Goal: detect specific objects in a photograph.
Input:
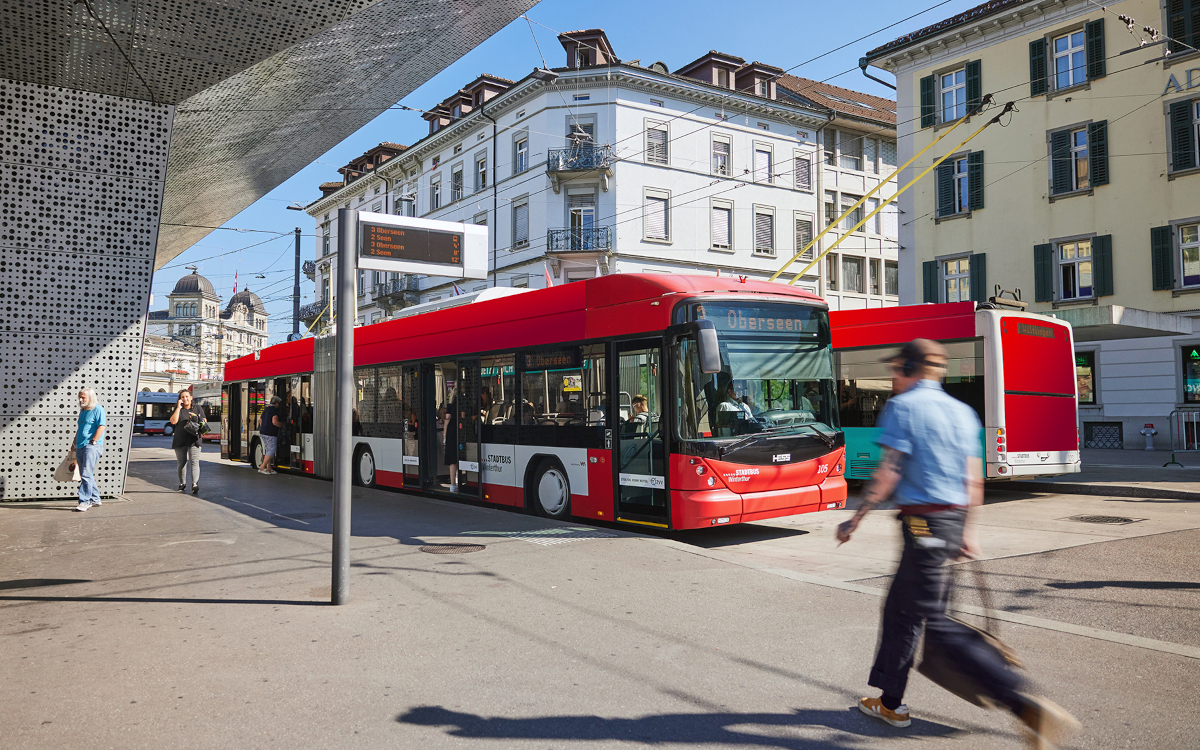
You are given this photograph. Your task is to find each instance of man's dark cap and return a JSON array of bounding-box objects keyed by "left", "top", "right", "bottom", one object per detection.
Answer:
[{"left": 882, "top": 338, "right": 949, "bottom": 366}]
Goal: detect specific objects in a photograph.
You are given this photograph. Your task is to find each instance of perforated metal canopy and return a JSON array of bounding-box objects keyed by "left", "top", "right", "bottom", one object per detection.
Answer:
[{"left": 2, "top": 0, "right": 538, "bottom": 265}]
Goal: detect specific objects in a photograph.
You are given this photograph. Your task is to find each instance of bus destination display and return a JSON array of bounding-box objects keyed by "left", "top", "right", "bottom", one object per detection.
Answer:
[{"left": 361, "top": 222, "right": 462, "bottom": 267}]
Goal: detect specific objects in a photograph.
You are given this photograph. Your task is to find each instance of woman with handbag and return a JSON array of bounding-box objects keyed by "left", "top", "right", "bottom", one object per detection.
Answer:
[
  {"left": 72, "top": 388, "right": 106, "bottom": 511},
  {"left": 170, "top": 389, "right": 207, "bottom": 494}
]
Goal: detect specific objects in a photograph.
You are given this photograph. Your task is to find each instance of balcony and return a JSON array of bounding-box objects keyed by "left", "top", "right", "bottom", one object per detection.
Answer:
[
  {"left": 302, "top": 259, "right": 316, "bottom": 281},
  {"left": 372, "top": 277, "right": 419, "bottom": 314},
  {"left": 546, "top": 145, "right": 614, "bottom": 193},
  {"left": 547, "top": 227, "right": 612, "bottom": 253},
  {"left": 298, "top": 301, "right": 329, "bottom": 327}
]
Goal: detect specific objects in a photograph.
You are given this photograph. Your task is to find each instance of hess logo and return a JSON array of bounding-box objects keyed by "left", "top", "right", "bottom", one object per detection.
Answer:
[{"left": 772, "top": 453, "right": 791, "bottom": 463}]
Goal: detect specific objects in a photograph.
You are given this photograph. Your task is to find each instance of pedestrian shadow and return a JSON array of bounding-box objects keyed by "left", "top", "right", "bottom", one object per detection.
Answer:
[
  {"left": 0, "top": 594, "right": 324, "bottom": 606},
  {"left": 1046, "top": 580, "right": 1200, "bottom": 590},
  {"left": 397, "top": 705, "right": 967, "bottom": 746}
]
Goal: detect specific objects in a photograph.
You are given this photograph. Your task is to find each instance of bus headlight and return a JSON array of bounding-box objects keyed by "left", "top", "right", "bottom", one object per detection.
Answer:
[
  {"left": 695, "top": 465, "right": 707, "bottom": 476},
  {"left": 707, "top": 476, "right": 716, "bottom": 487}
]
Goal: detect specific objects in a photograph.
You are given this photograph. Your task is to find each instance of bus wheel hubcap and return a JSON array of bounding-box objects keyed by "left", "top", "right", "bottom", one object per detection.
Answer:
[
  {"left": 539, "top": 469, "right": 567, "bottom": 514},
  {"left": 360, "top": 453, "right": 374, "bottom": 484}
]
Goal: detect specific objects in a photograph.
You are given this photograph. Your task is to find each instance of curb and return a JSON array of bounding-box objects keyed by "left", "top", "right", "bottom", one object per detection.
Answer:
[{"left": 1008, "top": 481, "right": 1200, "bottom": 502}]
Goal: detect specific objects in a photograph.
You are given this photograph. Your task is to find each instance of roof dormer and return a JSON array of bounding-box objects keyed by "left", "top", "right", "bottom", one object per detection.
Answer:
[
  {"left": 735, "top": 61, "right": 783, "bottom": 100},
  {"left": 423, "top": 104, "right": 451, "bottom": 134},
  {"left": 557, "top": 29, "right": 617, "bottom": 69},
  {"left": 675, "top": 51, "right": 744, "bottom": 90},
  {"left": 462, "top": 74, "right": 514, "bottom": 108}
]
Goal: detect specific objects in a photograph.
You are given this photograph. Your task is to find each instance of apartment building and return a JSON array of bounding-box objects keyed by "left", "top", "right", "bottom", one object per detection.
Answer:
[
  {"left": 303, "top": 29, "right": 899, "bottom": 330},
  {"left": 864, "top": 0, "right": 1200, "bottom": 448}
]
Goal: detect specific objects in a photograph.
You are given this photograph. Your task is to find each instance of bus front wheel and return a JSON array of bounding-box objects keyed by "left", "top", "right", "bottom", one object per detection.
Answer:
[
  {"left": 353, "top": 446, "right": 376, "bottom": 488},
  {"left": 163, "top": 424, "right": 174, "bottom": 436},
  {"left": 532, "top": 459, "right": 570, "bottom": 520},
  {"left": 251, "top": 438, "right": 264, "bottom": 468}
]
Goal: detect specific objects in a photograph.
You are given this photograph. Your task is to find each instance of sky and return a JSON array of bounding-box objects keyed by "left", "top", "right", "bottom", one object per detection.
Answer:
[{"left": 154, "top": 0, "right": 987, "bottom": 345}]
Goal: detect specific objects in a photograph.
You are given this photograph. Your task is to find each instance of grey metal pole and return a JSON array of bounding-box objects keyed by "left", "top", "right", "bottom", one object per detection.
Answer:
[
  {"left": 292, "top": 227, "right": 302, "bottom": 339},
  {"left": 332, "top": 208, "right": 357, "bottom": 605}
]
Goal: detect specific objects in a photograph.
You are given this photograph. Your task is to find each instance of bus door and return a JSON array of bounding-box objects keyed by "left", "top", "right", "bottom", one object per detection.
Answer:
[
  {"left": 614, "top": 341, "right": 669, "bottom": 526},
  {"left": 275, "top": 376, "right": 301, "bottom": 469},
  {"left": 455, "top": 359, "right": 482, "bottom": 499},
  {"left": 402, "top": 365, "right": 421, "bottom": 488},
  {"left": 223, "top": 384, "right": 238, "bottom": 460},
  {"left": 297, "top": 375, "right": 313, "bottom": 472}
]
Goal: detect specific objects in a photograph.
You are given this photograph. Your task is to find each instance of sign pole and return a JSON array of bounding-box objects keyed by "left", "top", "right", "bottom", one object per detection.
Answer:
[{"left": 332, "top": 208, "right": 357, "bottom": 605}]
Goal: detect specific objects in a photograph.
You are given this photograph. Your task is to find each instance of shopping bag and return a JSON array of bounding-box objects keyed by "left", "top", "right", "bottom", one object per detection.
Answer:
[
  {"left": 54, "top": 451, "right": 81, "bottom": 483},
  {"left": 918, "top": 566, "right": 1021, "bottom": 707}
]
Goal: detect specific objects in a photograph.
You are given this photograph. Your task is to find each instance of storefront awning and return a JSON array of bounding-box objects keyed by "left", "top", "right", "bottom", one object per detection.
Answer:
[{"left": 1052, "top": 305, "right": 1193, "bottom": 341}]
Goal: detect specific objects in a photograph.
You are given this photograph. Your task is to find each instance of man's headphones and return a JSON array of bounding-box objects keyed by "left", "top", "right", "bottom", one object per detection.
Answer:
[{"left": 901, "top": 357, "right": 919, "bottom": 377}]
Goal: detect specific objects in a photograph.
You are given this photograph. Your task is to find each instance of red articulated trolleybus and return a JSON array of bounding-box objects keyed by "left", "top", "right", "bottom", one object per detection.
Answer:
[
  {"left": 223, "top": 274, "right": 847, "bottom": 530},
  {"left": 830, "top": 301, "right": 1081, "bottom": 481}
]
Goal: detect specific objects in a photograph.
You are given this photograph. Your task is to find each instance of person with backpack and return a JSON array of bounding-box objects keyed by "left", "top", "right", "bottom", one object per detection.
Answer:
[{"left": 170, "top": 388, "right": 207, "bottom": 494}]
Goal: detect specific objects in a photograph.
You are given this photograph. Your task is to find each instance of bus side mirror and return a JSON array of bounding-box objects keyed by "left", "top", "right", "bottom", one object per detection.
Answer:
[{"left": 666, "top": 320, "right": 722, "bottom": 375}]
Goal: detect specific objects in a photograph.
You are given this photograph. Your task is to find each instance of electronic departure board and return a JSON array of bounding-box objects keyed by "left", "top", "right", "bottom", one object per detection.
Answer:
[{"left": 354, "top": 212, "right": 488, "bottom": 279}]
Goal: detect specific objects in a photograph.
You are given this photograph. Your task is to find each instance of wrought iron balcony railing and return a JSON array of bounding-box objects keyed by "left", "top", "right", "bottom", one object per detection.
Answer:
[
  {"left": 546, "top": 227, "right": 612, "bottom": 252},
  {"left": 546, "top": 145, "right": 614, "bottom": 172},
  {"left": 302, "top": 259, "right": 316, "bottom": 280},
  {"left": 373, "top": 277, "right": 418, "bottom": 298}
]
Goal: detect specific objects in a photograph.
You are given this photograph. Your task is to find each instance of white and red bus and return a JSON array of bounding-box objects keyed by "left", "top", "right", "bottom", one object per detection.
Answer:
[
  {"left": 222, "top": 275, "right": 847, "bottom": 530},
  {"left": 830, "top": 301, "right": 1081, "bottom": 480}
]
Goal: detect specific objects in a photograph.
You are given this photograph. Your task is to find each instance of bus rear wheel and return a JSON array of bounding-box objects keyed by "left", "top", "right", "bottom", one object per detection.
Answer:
[
  {"left": 353, "top": 446, "right": 376, "bottom": 488},
  {"left": 163, "top": 424, "right": 174, "bottom": 436},
  {"left": 532, "top": 459, "right": 570, "bottom": 520},
  {"left": 251, "top": 438, "right": 264, "bottom": 468}
]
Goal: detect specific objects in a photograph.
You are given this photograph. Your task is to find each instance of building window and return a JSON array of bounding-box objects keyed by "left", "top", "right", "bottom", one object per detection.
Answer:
[
  {"left": 826, "top": 254, "right": 838, "bottom": 290},
  {"left": 475, "top": 156, "right": 487, "bottom": 191},
  {"left": 842, "top": 256, "right": 865, "bottom": 293},
  {"left": 753, "top": 146, "right": 772, "bottom": 183},
  {"left": 1183, "top": 346, "right": 1200, "bottom": 403},
  {"left": 371, "top": 202, "right": 382, "bottom": 213},
  {"left": 717, "top": 68, "right": 729, "bottom": 88},
  {"left": 650, "top": 98, "right": 664, "bottom": 107},
  {"left": 514, "top": 136, "right": 529, "bottom": 174},
  {"left": 577, "top": 49, "right": 591, "bottom": 67},
  {"left": 1169, "top": 99, "right": 1200, "bottom": 173},
  {"left": 1059, "top": 239, "right": 1093, "bottom": 299},
  {"left": 839, "top": 133, "right": 862, "bottom": 171},
  {"left": 795, "top": 214, "right": 815, "bottom": 260},
  {"left": 711, "top": 201, "right": 732, "bottom": 250},
  {"left": 646, "top": 122, "right": 668, "bottom": 165},
  {"left": 824, "top": 129, "right": 837, "bottom": 166},
  {"left": 1053, "top": 31, "right": 1086, "bottom": 90},
  {"left": 864, "top": 138, "right": 878, "bottom": 175},
  {"left": 940, "top": 68, "right": 966, "bottom": 122},
  {"left": 1181, "top": 223, "right": 1200, "bottom": 287},
  {"left": 869, "top": 259, "right": 881, "bottom": 295},
  {"left": 753, "top": 207, "right": 775, "bottom": 256},
  {"left": 757, "top": 122, "right": 769, "bottom": 130},
  {"left": 450, "top": 166, "right": 463, "bottom": 202},
  {"left": 322, "top": 228, "right": 330, "bottom": 256},
  {"left": 573, "top": 94, "right": 590, "bottom": 102},
  {"left": 644, "top": 190, "right": 670, "bottom": 241},
  {"left": 824, "top": 191, "right": 837, "bottom": 228},
  {"left": 511, "top": 275, "right": 528, "bottom": 288},
  {"left": 1069, "top": 129, "right": 1089, "bottom": 190},
  {"left": 794, "top": 151, "right": 813, "bottom": 190},
  {"left": 885, "top": 260, "right": 899, "bottom": 296},
  {"left": 1076, "top": 350, "right": 1096, "bottom": 405},
  {"left": 840, "top": 194, "right": 863, "bottom": 230},
  {"left": 865, "top": 197, "right": 880, "bottom": 234},
  {"left": 430, "top": 179, "right": 441, "bottom": 210},
  {"left": 944, "top": 257, "right": 971, "bottom": 302},
  {"left": 512, "top": 201, "right": 529, "bottom": 247},
  {"left": 758, "top": 79, "right": 769, "bottom": 96},
  {"left": 712, "top": 135, "right": 731, "bottom": 176}
]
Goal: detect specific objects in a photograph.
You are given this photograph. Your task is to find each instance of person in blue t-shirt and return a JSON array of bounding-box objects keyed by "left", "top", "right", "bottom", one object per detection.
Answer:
[
  {"left": 72, "top": 388, "right": 106, "bottom": 511},
  {"left": 836, "top": 339, "right": 1079, "bottom": 749}
]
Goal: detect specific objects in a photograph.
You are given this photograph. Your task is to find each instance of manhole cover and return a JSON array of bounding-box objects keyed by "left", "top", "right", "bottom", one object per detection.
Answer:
[
  {"left": 270, "top": 512, "right": 326, "bottom": 521},
  {"left": 420, "top": 543, "right": 486, "bottom": 554},
  {"left": 1069, "top": 515, "right": 1139, "bottom": 525}
]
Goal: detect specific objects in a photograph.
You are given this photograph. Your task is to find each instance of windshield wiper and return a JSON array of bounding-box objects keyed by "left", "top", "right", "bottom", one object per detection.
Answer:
[
  {"left": 805, "top": 423, "right": 838, "bottom": 447},
  {"left": 717, "top": 423, "right": 836, "bottom": 458}
]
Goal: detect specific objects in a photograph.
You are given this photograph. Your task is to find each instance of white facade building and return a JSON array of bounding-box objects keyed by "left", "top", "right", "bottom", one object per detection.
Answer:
[{"left": 302, "top": 30, "right": 899, "bottom": 329}]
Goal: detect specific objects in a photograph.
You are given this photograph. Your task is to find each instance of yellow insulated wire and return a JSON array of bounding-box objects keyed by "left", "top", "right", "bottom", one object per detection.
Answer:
[
  {"left": 768, "top": 97, "right": 990, "bottom": 283},
  {"left": 787, "top": 100, "right": 1014, "bottom": 285}
]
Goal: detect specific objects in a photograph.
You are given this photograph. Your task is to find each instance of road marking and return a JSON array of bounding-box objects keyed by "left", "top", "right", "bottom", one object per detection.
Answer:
[
  {"left": 654, "top": 539, "right": 1200, "bottom": 661},
  {"left": 158, "top": 539, "right": 236, "bottom": 546}
]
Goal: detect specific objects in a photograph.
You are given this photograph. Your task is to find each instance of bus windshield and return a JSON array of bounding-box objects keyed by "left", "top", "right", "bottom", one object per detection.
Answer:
[{"left": 675, "top": 301, "right": 837, "bottom": 442}]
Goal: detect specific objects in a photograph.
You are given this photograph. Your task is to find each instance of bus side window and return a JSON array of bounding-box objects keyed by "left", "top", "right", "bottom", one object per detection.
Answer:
[
  {"left": 481, "top": 354, "right": 516, "bottom": 444},
  {"left": 376, "top": 366, "right": 403, "bottom": 439}
]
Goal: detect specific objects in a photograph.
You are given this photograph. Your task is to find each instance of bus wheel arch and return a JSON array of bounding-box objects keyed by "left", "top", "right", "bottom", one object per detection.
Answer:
[
  {"left": 163, "top": 423, "right": 174, "bottom": 436},
  {"left": 352, "top": 444, "right": 376, "bottom": 488},
  {"left": 528, "top": 457, "right": 571, "bottom": 520}
]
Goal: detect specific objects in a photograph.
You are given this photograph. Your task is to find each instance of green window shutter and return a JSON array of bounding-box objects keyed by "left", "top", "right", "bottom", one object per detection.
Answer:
[
  {"left": 1089, "top": 120, "right": 1109, "bottom": 186},
  {"left": 1092, "top": 234, "right": 1113, "bottom": 297},
  {"left": 920, "top": 75, "right": 936, "bottom": 128},
  {"left": 1029, "top": 39, "right": 1048, "bottom": 97},
  {"left": 1050, "top": 129, "right": 1072, "bottom": 195},
  {"left": 1034, "top": 243, "right": 1054, "bottom": 302},
  {"left": 969, "top": 253, "right": 987, "bottom": 303},
  {"left": 965, "top": 60, "right": 982, "bottom": 114},
  {"left": 1167, "top": 0, "right": 1190, "bottom": 54},
  {"left": 923, "top": 260, "right": 938, "bottom": 303},
  {"left": 1085, "top": 19, "right": 1106, "bottom": 80},
  {"left": 967, "top": 151, "right": 984, "bottom": 210},
  {"left": 1152, "top": 225, "right": 1175, "bottom": 291},
  {"left": 936, "top": 162, "right": 955, "bottom": 217},
  {"left": 1171, "top": 100, "right": 1197, "bottom": 172}
]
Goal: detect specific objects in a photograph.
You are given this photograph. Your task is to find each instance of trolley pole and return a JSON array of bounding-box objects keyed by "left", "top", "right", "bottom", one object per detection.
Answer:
[{"left": 332, "top": 208, "right": 357, "bottom": 605}]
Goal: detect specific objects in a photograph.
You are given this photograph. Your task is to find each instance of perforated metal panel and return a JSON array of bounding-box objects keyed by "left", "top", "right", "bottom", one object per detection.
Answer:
[{"left": 0, "top": 78, "right": 172, "bottom": 500}]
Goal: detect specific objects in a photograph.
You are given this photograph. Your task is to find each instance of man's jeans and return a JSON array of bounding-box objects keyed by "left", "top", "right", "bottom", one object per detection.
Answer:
[
  {"left": 867, "top": 508, "right": 1025, "bottom": 712},
  {"left": 77, "top": 444, "right": 103, "bottom": 505}
]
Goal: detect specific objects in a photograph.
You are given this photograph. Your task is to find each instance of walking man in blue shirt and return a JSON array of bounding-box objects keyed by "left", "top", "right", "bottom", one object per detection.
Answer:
[
  {"left": 73, "top": 387, "right": 106, "bottom": 512},
  {"left": 836, "top": 339, "right": 1078, "bottom": 749}
]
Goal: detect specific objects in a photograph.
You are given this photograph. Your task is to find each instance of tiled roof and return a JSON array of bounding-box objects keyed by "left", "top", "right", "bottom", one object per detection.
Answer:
[
  {"left": 378, "top": 141, "right": 407, "bottom": 150},
  {"left": 865, "top": 0, "right": 1028, "bottom": 60},
  {"left": 319, "top": 181, "right": 343, "bottom": 190},
  {"left": 777, "top": 75, "right": 896, "bottom": 125},
  {"left": 558, "top": 28, "right": 606, "bottom": 37}
]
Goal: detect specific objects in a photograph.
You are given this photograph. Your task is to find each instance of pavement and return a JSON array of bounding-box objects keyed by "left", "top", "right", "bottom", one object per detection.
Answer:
[
  {"left": 1, "top": 437, "right": 1198, "bottom": 749},
  {"left": 1010, "top": 448, "right": 1200, "bottom": 500}
]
